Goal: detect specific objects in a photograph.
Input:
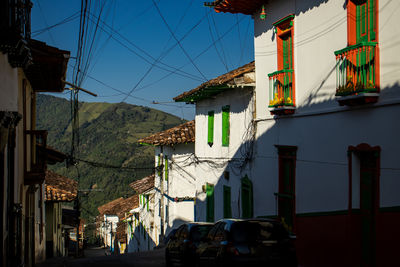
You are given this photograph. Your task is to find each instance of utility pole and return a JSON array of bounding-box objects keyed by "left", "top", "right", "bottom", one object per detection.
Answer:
[{"left": 159, "top": 150, "right": 164, "bottom": 242}]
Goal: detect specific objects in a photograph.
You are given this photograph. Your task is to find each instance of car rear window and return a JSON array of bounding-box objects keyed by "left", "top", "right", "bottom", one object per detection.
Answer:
[
  {"left": 231, "top": 221, "right": 288, "bottom": 243},
  {"left": 190, "top": 225, "right": 213, "bottom": 241}
]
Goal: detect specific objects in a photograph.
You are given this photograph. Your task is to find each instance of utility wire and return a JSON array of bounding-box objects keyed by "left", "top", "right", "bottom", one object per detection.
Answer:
[
  {"left": 119, "top": 0, "right": 197, "bottom": 104},
  {"left": 151, "top": 0, "right": 208, "bottom": 81},
  {"left": 206, "top": 9, "right": 229, "bottom": 72},
  {"left": 134, "top": 14, "right": 246, "bottom": 95},
  {"left": 35, "top": 0, "right": 57, "bottom": 45},
  {"left": 32, "top": 11, "right": 80, "bottom": 36},
  {"left": 76, "top": 158, "right": 156, "bottom": 171},
  {"left": 85, "top": 12, "right": 204, "bottom": 82}
]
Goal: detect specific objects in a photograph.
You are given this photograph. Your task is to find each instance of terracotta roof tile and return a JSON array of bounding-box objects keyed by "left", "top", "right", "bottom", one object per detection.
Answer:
[
  {"left": 174, "top": 61, "right": 255, "bottom": 102},
  {"left": 97, "top": 197, "right": 124, "bottom": 217},
  {"left": 97, "top": 194, "right": 139, "bottom": 219},
  {"left": 129, "top": 174, "right": 155, "bottom": 194},
  {"left": 138, "top": 120, "right": 195, "bottom": 146},
  {"left": 45, "top": 170, "right": 78, "bottom": 202}
]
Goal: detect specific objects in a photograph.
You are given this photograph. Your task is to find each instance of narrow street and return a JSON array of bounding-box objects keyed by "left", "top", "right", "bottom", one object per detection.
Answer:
[{"left": 36, "top": 247, "right": 166, "bottom": 267}]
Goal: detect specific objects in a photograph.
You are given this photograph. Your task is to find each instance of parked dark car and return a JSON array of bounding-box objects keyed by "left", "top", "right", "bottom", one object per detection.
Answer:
[
  {"left": 155, "top": 228, "right": 178, "bottom": 249},
  {"left": 165, "top": 222, "right": 214, "bottom": 267},
  {"left": 195, "top": 219, "right": 297, "bottom": 267}
]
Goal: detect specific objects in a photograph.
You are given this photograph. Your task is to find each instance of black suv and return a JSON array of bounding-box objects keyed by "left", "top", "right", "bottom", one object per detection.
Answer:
[
  {"left": 195, "top": 219, "right": 297, "bottom": 267},
  {"left": 165, "top": 222, "right": 214, "bottom": 267}
]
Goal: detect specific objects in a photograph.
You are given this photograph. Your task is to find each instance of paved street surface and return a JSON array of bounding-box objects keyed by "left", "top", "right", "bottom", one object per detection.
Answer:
[{"left": 36, "top": 247, "right": 166, "bottom": 267}]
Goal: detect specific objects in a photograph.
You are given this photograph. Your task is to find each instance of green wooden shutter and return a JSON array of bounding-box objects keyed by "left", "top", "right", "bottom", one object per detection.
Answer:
[
  {"left": 206, "top": 184, "right": 215, "bottom": 222},
  {"left": 283, "top": 38, "right": 288, "bottom": 69},
  {"left": 223, "top": 185, "right": 232, "bottom": 218},
  {"left": 369, "top": 0, "right": 376, "bottom": 40},
  {"left": 222, "top": 106, "right": 230, "bottom": 147},
  {"left": 357, "top": 1, "right": 369, "bottom": 43},
  {"left": 146, "top": 195, "right": 149, "bottom": 211},
  {"left": 241, "top": 176, "right": 253, "bottom": 219},
  {"left": 157, "top": 155, "right": 161, "bottom": 177},
  {"left": 208, "top": 111, "right": 214, "bottom": 145},
  {"left": 165, "top": 155, "right": 168, "bottom": 181}
]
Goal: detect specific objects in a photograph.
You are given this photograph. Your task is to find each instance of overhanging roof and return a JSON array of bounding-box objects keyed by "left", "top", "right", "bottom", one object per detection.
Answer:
[
  {"left": 138, "top": 120, "right": 195, "bottom": 146},
  {"left": 174, "top": 61, "right": 255, "bottom": 103},
  {"left": 25, "top": 39, "right": 70, "bottom": 92},
  {"left": 205, "top": 0, "right": 265, "bottom": 15},
  {"left": 129, "top": 174, "right": 155, "bottom": 194},
  {"left": 45, "top": 171, "right": 78, "bottom": 202}
]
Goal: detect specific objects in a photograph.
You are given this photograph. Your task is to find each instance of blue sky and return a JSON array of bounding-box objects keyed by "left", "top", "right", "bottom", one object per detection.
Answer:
[{"left": 31, "top": 0, "right": 254, "bottom": 120}]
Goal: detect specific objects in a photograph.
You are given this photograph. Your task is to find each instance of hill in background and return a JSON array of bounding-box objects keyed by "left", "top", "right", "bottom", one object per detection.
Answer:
[{"left": 36, "top": 94, "right": 185, "bottom": 222}]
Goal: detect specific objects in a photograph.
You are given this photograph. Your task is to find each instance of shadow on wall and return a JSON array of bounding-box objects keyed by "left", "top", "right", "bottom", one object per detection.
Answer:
[
  {"left": 126, "top": 220, "right": 156, "bottom": 253},
  {"left": 193, "top": 80, "right": 400, "bottom": 267},
  {"left": 254, "top": 0, "right": 338, "bottom": 38}
]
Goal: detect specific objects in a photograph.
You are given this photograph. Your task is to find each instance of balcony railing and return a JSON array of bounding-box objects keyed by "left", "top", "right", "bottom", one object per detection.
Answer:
[
  {"left": 268, "top": 69, "right": 295, "bottom": 108},
  {"left": 335, "top": 42, "right": 378, "bottom": 96},
  {"left": 0, "top": 0, "right": 32, "bottom": 67},
  {"left": 25, "top": 130, "right": 47, "bottom": 184}
]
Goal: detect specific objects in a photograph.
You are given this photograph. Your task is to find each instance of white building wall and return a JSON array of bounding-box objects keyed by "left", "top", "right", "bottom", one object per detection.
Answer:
[
  {"left": 102, "top": 215, "right": 118, "bottom": 249},
  {"left": 196, "top": 87, "right": 254, "bottom": 159},
  {"left": 250, "top": 0, "right": 400, "bottom": 216},
  {"left": 153, "top": 143, "right": 196, "bottom": 238},
  {"left": 194, "top": 86, "right": 255, "bottom": 222},
  {"left": 0, "top": 53, "right": 19, "bottom": 111}
]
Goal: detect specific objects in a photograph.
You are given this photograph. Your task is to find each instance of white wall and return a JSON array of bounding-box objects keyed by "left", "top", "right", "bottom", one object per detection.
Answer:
[
  {"left": 250, "top": 0, "right": 400, "bottom": 216},
  {"left": 153, "top": 143, "right": 196, "bottom": 238},
  {"left": 195, "top": 87, "right": 254, "bottom": 159},
  {"left": 0, "top": 53, "right": 18, "bottom": 111},
  {"left": 193, "top": 86, "right": 255, "bottom": 222}
]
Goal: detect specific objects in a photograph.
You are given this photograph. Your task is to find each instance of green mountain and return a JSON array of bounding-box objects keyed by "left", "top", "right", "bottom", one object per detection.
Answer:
[{"left": 36, "top": 94, "right": 184, "bottom": 222}]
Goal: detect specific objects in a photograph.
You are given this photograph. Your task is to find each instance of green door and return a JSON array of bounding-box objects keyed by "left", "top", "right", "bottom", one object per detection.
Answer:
[
  {"left": 223, "top": 185, "right": 232, "bottom": 218},
  {"left": 279, "top": 158, "right": 295, "bottom": 231},
  {"left": 241, "top": 176, "right": 253, "bottom": 219},
  {"left": 360, "top": 152, "right": 378, "bottom": 267},
  {"left": 356, "top": 0, "right": 376, "bottom": 43},
  {"left": 206, "top": 184, "right": 215, "bottom": 222}
]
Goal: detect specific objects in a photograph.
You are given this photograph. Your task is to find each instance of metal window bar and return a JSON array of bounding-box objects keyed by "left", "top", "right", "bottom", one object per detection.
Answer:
[
  {"left": 335, "top": 42, "right": 377, "bottom": 96},
  {"left": 268, "top": 69, "right": 294, "bottom": 107}
]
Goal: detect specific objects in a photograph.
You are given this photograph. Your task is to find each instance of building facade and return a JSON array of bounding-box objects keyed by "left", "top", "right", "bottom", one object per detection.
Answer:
[
  {"left": 201, "top": 1, "right": 400, "bottom": 266},
  {"left": 1, "top": 1, "right": 69, "bottom": 266}
]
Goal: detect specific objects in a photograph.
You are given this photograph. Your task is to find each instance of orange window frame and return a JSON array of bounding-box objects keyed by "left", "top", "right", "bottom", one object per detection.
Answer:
[{"left": 272, "top": 14, "right": 296, "bottom": 106}]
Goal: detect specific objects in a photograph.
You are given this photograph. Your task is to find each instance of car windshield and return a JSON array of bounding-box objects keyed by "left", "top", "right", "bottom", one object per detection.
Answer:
[
  {"left": 190, "top": 225, "right": 212, "bottom": 242},
  {"left": 231, "top": 221, "right": 288, "bottom": 243}
]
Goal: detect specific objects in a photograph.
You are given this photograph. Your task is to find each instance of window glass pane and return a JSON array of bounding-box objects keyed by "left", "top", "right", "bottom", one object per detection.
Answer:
[
  {"left": 207, "top": 223, "right": 220, "bottom": 239},
  {"left": 214, "top": 223, "right": 227, "bottom": 241},
  {"left": 190, "top": 225, "right": 213, "bottom": 242}
]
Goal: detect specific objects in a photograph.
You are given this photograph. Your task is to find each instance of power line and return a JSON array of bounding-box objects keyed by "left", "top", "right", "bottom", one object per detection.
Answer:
[
  {"left": 119, "top": 0, "right": 197, "bottom": 104},
  {"left": 206, "top": 9, "right": 229, "bottom": 72},
  {"left": 76, "top": 158, "right": 156, "bottom": 171},
  {"left": 134, "top": 14, "right": 247, "bottom": 95},
  {"left": 35, "top": 0, "right": 57, "bottom": 45},
  {"left": 32, "top": 11, "right": 80, "bottom": 36},
  {"left": 85, "top": 12, "right": 205, "bottom": 82},
  {"left": 151, "top": 0, "right": 208, "bottom": 81}
]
